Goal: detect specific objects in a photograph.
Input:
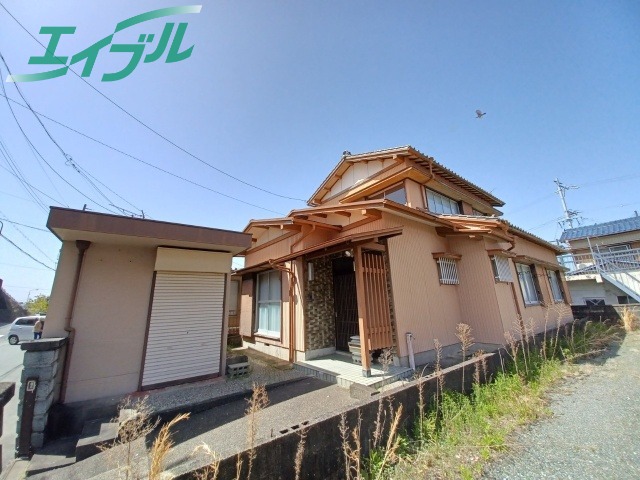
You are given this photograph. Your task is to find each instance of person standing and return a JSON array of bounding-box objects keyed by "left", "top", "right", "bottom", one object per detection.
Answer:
[{"left": 33, "top": 318, "right": 43, "bottom": 340}]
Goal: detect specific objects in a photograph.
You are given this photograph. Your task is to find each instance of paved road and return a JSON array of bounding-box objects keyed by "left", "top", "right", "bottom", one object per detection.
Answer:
[
  {"left": 0, "top": 323, "right": 24, "bottom": 473},
  {"left": 483, "top": 331, "right": 640, "bottom": 480}
]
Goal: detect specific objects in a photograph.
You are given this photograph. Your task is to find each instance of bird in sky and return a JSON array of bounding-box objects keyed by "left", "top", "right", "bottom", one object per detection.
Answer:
[{"left": 475, "top": 110, "right": 486, "bottom": 119}]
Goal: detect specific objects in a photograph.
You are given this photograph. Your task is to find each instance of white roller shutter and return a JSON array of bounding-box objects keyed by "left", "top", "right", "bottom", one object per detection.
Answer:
[{"left": 142, "top": 272, "right": 225, "bottom": 388}]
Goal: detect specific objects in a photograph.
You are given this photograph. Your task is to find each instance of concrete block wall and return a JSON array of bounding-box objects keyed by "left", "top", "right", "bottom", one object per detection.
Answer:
[
  {"left": 16, "top": 338, "right": 67, "bottom": 452},
  {"left": 178, "top": 352, "right": 503, "bottom": 480}
]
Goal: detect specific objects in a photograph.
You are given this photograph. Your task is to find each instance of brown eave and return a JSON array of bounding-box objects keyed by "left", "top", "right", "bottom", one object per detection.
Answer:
[
  {"left": 236, "top": 227, "right": 403, "bottom": 275},
  {"left": 47, "top": 207, "right": 251, "bottom": 254}
]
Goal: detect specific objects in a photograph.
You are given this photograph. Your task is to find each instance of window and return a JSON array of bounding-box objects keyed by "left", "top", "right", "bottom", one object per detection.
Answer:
[
  {"left": 256, "top": 270, "right": 281, "bottom": 337},
  {"left": 369, "top": 185, "right": 407, "bottom": 204},
  {"left": 491, "top": 255, "right": 513, "bottom": 282},
  {"left": 426, "top": 189, "right": 460, "bottom": 215},
  {"left": 436, "top": 258, "right": 460, "bottom": 285},
  {"left": 585, "top": 298, "right": 605, "bottom": 306},
  {"left": 605, "top": 244, "right": 630, "bottom": 253},
  {"left": 546, "top": 270, "right": 565, "bottom": 302},
  {"left": 617, "top": 295, "right": 632, "bottom": 305},
  {"left": 515, "top": 263, "right": 541, "bottom": 305}
]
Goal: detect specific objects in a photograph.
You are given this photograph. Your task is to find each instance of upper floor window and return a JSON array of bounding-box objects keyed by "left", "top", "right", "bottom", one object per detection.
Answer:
[
  {"left": 546, "top": 269, "right": 565, "bottom": 303},
  {"left": 426, "top": 188, "right": 460, "bottom": 215},
  {"left": 368, "top": 185, "right": 407, "bottom": 205},
  {"left": 515, "top": 263, "right": 541, "bottom": 305},
  {"left": 256, "top": 270, "right": 282, "bottom": 337}
]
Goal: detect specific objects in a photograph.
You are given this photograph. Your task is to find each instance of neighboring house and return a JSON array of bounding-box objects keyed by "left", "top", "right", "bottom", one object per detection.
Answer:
[
  {"left": 237, "top": 146, "right": 573, "bottom": 377},
  {"left": 45, "top": 207, "right": 251, "bottom": 404},
  {"left": 558, "top": 216, "right": 640, "bottom": 305}
]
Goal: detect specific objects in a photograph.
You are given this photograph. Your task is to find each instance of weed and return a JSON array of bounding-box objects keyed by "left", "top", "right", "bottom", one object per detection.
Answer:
[
  {"left": 148, "top": 413, "right": 189, "bottom": 479},
  {"left": 455, "top": 323, "right": 474, "bottom": 390},
  {"left": 621, "top": 306, "right": 639, "bottom": 332}
]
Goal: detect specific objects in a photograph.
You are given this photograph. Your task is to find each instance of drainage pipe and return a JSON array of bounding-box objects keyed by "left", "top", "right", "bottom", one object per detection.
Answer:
[
  {"left": 406, "top": 332, "right": 416, "bottom": 371},
  {"left": 59, "top": 240, "right": 91, "bottom": 403}
]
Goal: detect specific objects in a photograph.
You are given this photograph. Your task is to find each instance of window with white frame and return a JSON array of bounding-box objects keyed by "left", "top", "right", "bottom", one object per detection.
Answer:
[
  {"left": 436, "top": 257, "right": 460, "bottom": 285},
  {"left": 256, "top": 270, "right": 282, "bottom": 337},
  {"left": 515, "top": 263, "right": 541, "bottom": 305},
  {"left": 491, "top": 255, "right": 513, "bottom": 282},
  {"left": 426, "top": 188, "right": 461, "bottom": 215},
  {"left": 546, "top": 269, "right": 565, "bottom": 303}
]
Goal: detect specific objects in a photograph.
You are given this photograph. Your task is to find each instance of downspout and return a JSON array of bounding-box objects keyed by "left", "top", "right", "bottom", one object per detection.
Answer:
[
  {"left": 59, "top": 240, "right": 91, "bottom": 403},
  {"left": 406, "top": 333, "right": 416, "bottom": 371}
]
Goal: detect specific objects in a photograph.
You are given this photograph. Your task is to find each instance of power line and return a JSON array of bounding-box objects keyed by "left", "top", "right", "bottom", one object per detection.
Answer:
[
  {"left": 0, "top": 163, "right": 66, "bottom": 206},
  {"left": 0, "top": 2, "right": 306, "bottom": 203},
  {"left": 0, "top": 92, "right": 285, "bottom": 216},
  {"left": 0, "top": 134, "right": 48, "bottom": 211},
  {"left": 0, "top": 208, "right": 56, "bottom": 262},
  {"left": 0, "top": 261, "right": 51, "bottom": 270},
  {"left": 0, "top": 55, "right": 140, "bottom": 216},
  {"left": 0, "top": 63, "right": 120, "bottom": 214},
  {"left": 0, "top": 217, "right": 49, "bottom": 232},
  {"left": 0, "top": 233, "right": 55, "bottom": 270}
]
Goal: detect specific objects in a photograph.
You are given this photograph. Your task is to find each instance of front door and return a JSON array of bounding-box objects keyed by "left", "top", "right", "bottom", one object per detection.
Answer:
[{"left": 332, "top": 257, "right": 359, "bottom": 351}]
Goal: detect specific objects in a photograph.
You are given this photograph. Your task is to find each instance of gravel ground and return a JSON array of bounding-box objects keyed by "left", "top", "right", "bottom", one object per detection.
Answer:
[
  {"left": 144, "top": 348, "right": 306, "bottom": 413},
  {"left": 483, "top": 331, "right": 640, "bottom": 480}
]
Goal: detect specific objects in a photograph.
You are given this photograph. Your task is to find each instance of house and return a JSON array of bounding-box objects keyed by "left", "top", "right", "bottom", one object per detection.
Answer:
[
  {"left": 236, "top": 146, "right": 573, "bottom": 379},
  {"left": 558, "top": 215, "right": 640, "bottom": 305},
  {"left": 44, "top": 207, "right": 251, "bottom": 404}
]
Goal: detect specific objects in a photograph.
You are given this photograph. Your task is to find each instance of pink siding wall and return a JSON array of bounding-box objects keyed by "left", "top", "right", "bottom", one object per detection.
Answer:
[
  {"left": 449, "top": 237, "right": 505, "bottom": 345},
  {"left": 386, "top": 218, "right": 462, "bottom": 357}
]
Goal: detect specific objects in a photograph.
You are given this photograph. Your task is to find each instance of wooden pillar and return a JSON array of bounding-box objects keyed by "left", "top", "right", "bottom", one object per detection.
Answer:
[{"left": 354, "top": 246, "right": 371, "bottom": 377}]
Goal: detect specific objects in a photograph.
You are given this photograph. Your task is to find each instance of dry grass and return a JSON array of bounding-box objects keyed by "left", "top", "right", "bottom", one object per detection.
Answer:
[
  {"left": 339, "top": 412, "right": 362, "bottom": 480},
  {"left": 456, "top": 323, "right": 474, "bottom": 390},
  {"left": 192, "top": 443, "right": 221, "bottom": 480},
  {"left": 621, "top": 306, "right": 639, "bottom": 332},
  {"left": 244, "top": 383, "right": 269, "bottom": 480},
  {"left": 293, "top": 427, "right": 308, "bottom": 480},
  {"left": 148, "top": 413, "right": 189, "bottom": 480}
]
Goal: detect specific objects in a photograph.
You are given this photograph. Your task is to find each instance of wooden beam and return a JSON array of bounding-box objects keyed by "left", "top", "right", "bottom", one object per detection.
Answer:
[
  {"left": 354, "top": 245, "right": 372, "bottom": 377},
  {"left": 361, "top": 209, "right": 382, "bottom": 220},
  {"left": 333, "top": 211, "right": 352, "bottom": 218},
  {"left": 280, "top": 224, "right": 302, "bottom": 231},
  {"left": 293, "top": 214, "right": 309, "bottom": 220}
]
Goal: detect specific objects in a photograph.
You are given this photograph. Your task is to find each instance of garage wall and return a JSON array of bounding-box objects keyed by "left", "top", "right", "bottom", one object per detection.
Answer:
[{"left": 63, "top": 243, "right": 156, "bottom": 403}]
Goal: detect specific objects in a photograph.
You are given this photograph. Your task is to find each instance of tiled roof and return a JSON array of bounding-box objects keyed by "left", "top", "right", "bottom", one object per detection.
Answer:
[{"left": 559, "top": 216, "right": 640, "bottom": 242}]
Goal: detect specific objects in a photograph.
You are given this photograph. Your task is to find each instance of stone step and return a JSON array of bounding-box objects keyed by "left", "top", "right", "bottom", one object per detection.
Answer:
[{"left": 75, "top": 418, "right": 119, "bottom": 461}]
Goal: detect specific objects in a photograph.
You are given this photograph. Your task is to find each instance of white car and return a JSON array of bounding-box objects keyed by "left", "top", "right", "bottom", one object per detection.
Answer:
[{"left": 7, "top": 315, "right": 46, "bottom": 345}]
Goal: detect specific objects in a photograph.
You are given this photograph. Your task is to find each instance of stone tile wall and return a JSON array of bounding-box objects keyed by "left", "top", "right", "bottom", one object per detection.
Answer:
[{"left": 304, "top": 255, "right": 339, "bottom": 351}]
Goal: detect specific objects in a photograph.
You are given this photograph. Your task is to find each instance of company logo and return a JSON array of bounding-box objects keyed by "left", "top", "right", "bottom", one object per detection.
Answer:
[{"left": 6, "top": 6, "right": 202, "bottom": 83}]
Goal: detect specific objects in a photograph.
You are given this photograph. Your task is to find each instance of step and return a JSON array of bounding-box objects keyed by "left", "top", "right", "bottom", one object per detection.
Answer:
[
  {"left": 75, "top": 418, "right": 119, "bottom": 461},
  {"left": 26, "top": 436, "right": 77, "bottom": 477}
]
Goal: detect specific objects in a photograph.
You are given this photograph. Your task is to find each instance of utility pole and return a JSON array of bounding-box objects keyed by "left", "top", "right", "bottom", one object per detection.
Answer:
[{"left": 554, "top": 178, "right": 580, "bottom": 230}]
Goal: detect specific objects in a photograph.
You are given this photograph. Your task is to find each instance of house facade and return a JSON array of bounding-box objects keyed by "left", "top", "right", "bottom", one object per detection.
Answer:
[
  {"left": 45, "top": 207, "right": 251, "bottom": 404},
  {"left": 558, "top": 216, "right": 640, "bottom": 305},
  {"left": 237, "top": 146, "right": 573, "bottom": 375}
]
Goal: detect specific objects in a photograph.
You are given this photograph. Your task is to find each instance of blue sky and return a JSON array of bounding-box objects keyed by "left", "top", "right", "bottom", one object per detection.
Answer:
[{"left": 0, "top": 1, "right": 638, "bottom": 302}]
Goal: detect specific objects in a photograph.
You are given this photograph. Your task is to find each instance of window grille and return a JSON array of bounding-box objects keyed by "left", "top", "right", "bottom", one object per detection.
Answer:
[
  {"left": 546, "top": 270, "right": 565, "bottom": 302},
  {"left": 437, "top": 257, "right": 460, "bottom": 285},
  {"left": 491, "top": 255, "right": 513, "bottom": 282}
]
